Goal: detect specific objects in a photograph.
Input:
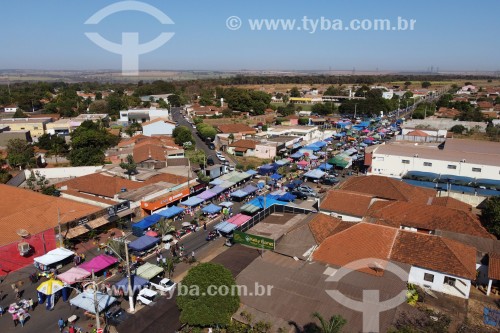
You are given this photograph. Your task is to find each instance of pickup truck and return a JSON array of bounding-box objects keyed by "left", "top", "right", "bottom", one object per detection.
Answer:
[{"left": 150, "top": 277, "right": 177, "bottom": 294}]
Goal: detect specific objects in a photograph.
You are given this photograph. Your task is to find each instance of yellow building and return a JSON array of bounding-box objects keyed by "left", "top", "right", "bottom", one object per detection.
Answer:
[{"left": 0, "top": 118, "right": 51, "bottom": 141}]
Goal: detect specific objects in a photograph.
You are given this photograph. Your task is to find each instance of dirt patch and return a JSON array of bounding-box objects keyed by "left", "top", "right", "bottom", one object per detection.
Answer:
[{"left": 467, "top": 297, "right": 500, "bottom": 332}]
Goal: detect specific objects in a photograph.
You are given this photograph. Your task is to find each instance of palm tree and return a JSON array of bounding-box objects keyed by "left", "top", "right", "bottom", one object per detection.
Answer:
[
  {"left": 156, "top": 217, "right": 175, "bottom": 239},
  {"left": 311, "top": 312, "right": 346, "bottom": 333}
]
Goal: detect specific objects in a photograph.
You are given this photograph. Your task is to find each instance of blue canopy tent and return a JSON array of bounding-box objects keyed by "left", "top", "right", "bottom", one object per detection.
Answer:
[
  {"left": 309, "top": 155, "right": 319, "bottom": 160},
  {"left": 275, "top": 159, "right": 290, "bottom": 166},
  {"left": 214, "top": 221, "right": 237, "bottom": 234},
  {"left": 114, "top": 275, "right": 149, "bottom": 295},
  {"left": 303, "top": 169, "right": 326, "bottom": 179},
  {"left": 324, "top": 137, "right": 333, "bottom": 142},
  {"left": 313, "top": 141, "right": 327, "bottom": 148},
  {"left": 404, "top": 171, "right": 439, "bottom": 182},
  {"left": 132, "top": 214, "right": 162, "bottom": 236},
  {"left": 157, "top": 206, "right": 185, "bottom": 219},
  {"left": 334, "top": 132, "right": 346, "bottom": 137},
  {"left": 278, "top": 193, "right": 296, "bottom": 202},
  {"left": 202, "top": 203, "right": 222, "bottom": 214},
  {"left": 209, "top": 178, "right": 224, "bottom": 186},
  {"left": 438, "top": 174, "right": 475, "bottom": 186},
  {"left": 270, "top": 173, "right": 282, "bottom": 180},
  {"left": 286, "top": 179, "right": 303, "bottom": 189},
  {"left": 128, "top": 235, "right": 160, "bottom": 254},
  {"left": 290, "top": 152, "right": 304, "bottom": 159},
  {"left": 210, "top": 186, "right": 225, "bottom": 195},
  {"left": 241, "top": 184, "right": 258, "bottom": 194},
  {"left": 180, "top": 196, "right": 204, "bottom": 207},
  {"left": 258, "top": 164, "right": 276, "bottom": 175},
  {"left": 245, "top": 169, "right": 258, "bottom": 176},
  {"left": 318, "top": 163, "right": 333, "bottom": 171},
  {"left": 303, "top": 145, "right": 321, "bottom": 152},
  {"left": 231, "top": 189, "right": 250, "bottom": 198}
]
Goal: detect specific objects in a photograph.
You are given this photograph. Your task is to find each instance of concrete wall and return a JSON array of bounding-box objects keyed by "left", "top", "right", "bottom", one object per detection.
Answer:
[
  {"left": 24, "top": 166, "right": 103, "bottom": 179},
  {"left": 143, "top": 122, "right": 175, "bottom": 136},
  {"left": 320, "top": 210, "right": 361, "bottom": 222},
  {"left": 408, "top": 266, "right": 471, "bottom": 299},
  {"left": 254, "top": 144, "right": 277, "bottom": 159}
]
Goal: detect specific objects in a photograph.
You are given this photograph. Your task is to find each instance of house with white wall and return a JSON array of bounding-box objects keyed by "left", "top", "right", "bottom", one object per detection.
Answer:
[
  {"left": 313, "top": 222, "right": 477, "bottom": 299},
  {"left": 142, "top": 118, "right": 176, "bottom": 137},
  {"left": 119, "top": 107, "right": 170, "bottom": 125},
  {"left": 3, "top": 104, "right": 19, "bottom": 113}
]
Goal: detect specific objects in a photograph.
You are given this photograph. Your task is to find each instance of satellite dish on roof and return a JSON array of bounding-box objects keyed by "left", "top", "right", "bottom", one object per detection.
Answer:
[{"left": 16, "top": 229, "right": 30, "bottom": 238}]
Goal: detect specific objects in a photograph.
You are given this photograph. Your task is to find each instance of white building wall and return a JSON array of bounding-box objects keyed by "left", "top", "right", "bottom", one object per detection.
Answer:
[
  {"left": 320, "top": 211, "right": 361, "bottom": 222},
  {"left": 254, "top": 144, "right": 277, "bottom": 159},
  {"left": 4, "top": 107, "right": 18, "bottom": 113},
  {"left": 370, "top": 153, "right": 500, "bottom": 180},
  {"left": 24, "top": 166, "right": 103, "bottom": 179},
  {"left": 142, "top": 122, "right": 175, "bottom": 137},
  {"left": 408, "top": 266, "right": 471, "bottom": 299}
]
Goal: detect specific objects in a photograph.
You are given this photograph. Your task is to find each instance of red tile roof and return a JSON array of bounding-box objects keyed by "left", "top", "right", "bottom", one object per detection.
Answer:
[
  {"left": 406, "top": 130, "right": 429, "bottom": 137},
  {"left": 216, "top": 124, "right": 257, "bottom": 134},
  {"left": 320, "top": 190, "right": 375, "bottom": 217},
  {"left": 391, "top": 231, "right": 477, "bottom": 280},
  {"left": 0, "top": 184, "right": 101, "bottom": 246},
  {"left": 368, "top": 201, "right": 493, "bottom": 238},
  {"left": 488, "top": 253, "right": 500, "bottom": 280},
  {"left": 56, "top": 173, "right": 144, "bottom": 198},
  {"left": 307, "top": 213, "right": 353, "bottom": 244},
  {"left": 313, "top": 223, "right": 398, "bottom": 276},
  {"left": 229, "top": 139, "right": 257, "bottom": 150},
  {"left": 313, "top": 222, "right": 477, "bottom": 280},
  {"left": 339, "top": 175, "right": 436, "bottom": 203},
  {"left": 430, "top": 196, "right": 472, "bottom": 212}
]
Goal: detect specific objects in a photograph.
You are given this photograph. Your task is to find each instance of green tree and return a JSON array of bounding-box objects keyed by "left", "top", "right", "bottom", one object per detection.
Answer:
[
  {"left": 13, "top": 109, "right": 27, "bottom": 118},
  {"left": 196, "top": 123, "right": 217, "bottom": 140},
  {"left": 404, "top": 81, "right": 412, "bottom": 88},
  {"left": 450, "top": 125, "right": 466, "bottom": 134},
  {"left": 125, "top": 122, "right": 142, "bottom": 137},
  {"left": 119, "top": 154, "right": 137, "bottom": 179},
  {"left": 88, "top": 100, "right": 109, "bottom": 113},
  {"left": 289, "top": 87, "right": 301, "bottom": 97},
  {"left": 167, "top": 94, "right": 182, "bottom": 107},
  {"left": 481, "top": 196, "right": 500, "bottom": 238},
  {"left": 421, "top": 81, "right": 432, "bottom": 88},
  {"left": 6, "top": 139, "right": 35, "bottom": 169},
  {"left": 37, "top": 134, "right": 69, "bottom": 163},
  {"left": 197, "top": 170, "right": 210, "bottom": 184},
  {"left": 310, "top": 312, "right": 346, "bottom": 333},
  {"left": 186, "top": 149, "right": 207, "bottom": 168},
  {"left": 173, "top": 126, "right": 195, "bottom": 146},
  {"left": 177, "top": 263, "right": 240, "bottom": 327}
]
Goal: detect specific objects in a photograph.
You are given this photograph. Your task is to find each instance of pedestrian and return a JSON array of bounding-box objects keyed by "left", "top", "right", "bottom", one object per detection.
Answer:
[
  {"left": 14, "top": 286, "right": 21, "bottom": 300},
  {"left": 12, "top": 312, "right": 19, "bottom": 327},
  {"left": 58, "top": 318, "right": 65, "bottom": 332},
  {"left": 69, "top": 325, "right": 76, "bottom": 333},
  {"left": 28, "top": 298, "right": 34, "bottom": 311},
  {"left": 203, "top": 222, "right": 207, "bottom": 231},
  {"left": 0, "top": 304, "right": 4, "bottom": 317}
]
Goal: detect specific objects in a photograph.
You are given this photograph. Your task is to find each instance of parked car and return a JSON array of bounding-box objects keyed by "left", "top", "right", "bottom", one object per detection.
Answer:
[
  {"left": 207, "top": 157, "right": 214, "bottom": 166},
  {"left": 321, "top": 177, "right": 339, "bottom": 185},
  {"left": 297, "top": 185, "right": 314, "bottom": 192},
  {"left": 105, "top": 305, "right": 130, "bottom": 326},
  {"left": 137, "top": 288, "right": 159, "bottom": 306},
  {"left": 296, "top": 187, "right": 318, "bottom": 197},
  {"left": 150, "top": 277, "right": 177, "bottom": 294},
  {"left": 228, "top": 165, "right": 235, "bottom": 171},
  {"left": 208, "top": 143, "right": 215, "bottom": 150},
  {"left": 218, "top": 155, "right": 226, "bottom": 161},
  {"left": 291, "top": 191, "right": 308, "bottom": 200}
]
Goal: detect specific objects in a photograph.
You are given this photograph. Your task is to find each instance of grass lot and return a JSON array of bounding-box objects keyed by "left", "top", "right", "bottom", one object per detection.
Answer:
[{"left": 233, "top": 156, "right": 271, "bottom": 170}]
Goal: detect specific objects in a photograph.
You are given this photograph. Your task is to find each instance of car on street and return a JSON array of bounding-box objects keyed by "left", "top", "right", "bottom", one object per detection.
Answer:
[
  {"left": 106, "top": 305, "right": 131, "bottom": 327},
  {"left": 137, "top": 288, "right": 159, "bottom": 306},
  {"left": 150, "top": 277, "right": 177, "bottom": 294},
  {"left": 291, "top": 190, "right": 308, "bottom": 200},
  {"left": 321, "top": 176, "right": 339, "bottom": 185},
  {"left": 296, "top": 186, "right": 318, "bottom": 197},
  {"left": 228, "top": 164, "right": 235, "bottom": 171},
  {"left": 207, "top": 156, "right": 215, "bottom": 166},
  {"left": 208, "top": 143, "right": 215, "bottom": 150},
  {"left": 218, "top": 155, "right": 226, "bottom": 161}
]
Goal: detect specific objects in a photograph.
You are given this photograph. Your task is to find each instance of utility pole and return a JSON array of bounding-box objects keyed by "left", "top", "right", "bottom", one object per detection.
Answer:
[
  {"left": 123, "top": 239, "right": 135, "bottom": 312},
  {"left": 92, "top": 270, "right": 101, "bottom": 330}
]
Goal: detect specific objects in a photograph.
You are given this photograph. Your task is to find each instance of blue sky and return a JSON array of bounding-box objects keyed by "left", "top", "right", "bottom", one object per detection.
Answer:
[{"left": 1, "top": 0, "right": 499, "bottom": 71}]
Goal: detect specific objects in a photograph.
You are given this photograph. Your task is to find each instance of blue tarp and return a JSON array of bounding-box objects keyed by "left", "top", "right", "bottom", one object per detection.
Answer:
[
  {"left": 132, "top": 214, "right": 162, "bottom": 232},
  {"left": 278, "top": 193, "right": 296, "bottom": 202},
  {"left": 334, "top": 132, "right": 346, "bottom": 137},
  {"left": 309, "top": 155, "right": 319, "bottom": 160},
  {"left": 304, "top": 169, "right": 326, "bottom": 179},
  {"left": 290, "top": 152, "right": 304, "bottom": 159},
  {"left": 181, "top": 196, "right": 204, "bottom": 207},
  {"left": 214, "top": 221, "right": 237, "bottom": 233},
  {"left": 157, "top": 206, "right": 184, "bottom": 219},
  {"left": 245, "top": 169, "right": 258, "bottom": 175},
  {"left": 286, "top": 179, "right": 303, "bottom": 189},
  {"left": 115, "top": 275, "right": 149, "bottom": 295},
  {"left": 312, "top": 141, "right": 327, "bottom": 148},
  {"left": 324, "top": 137, "right": 333, "bottom": 142},
  {"left": 210, "top": 186, "right": 225, "bottom": 194},
  {"left": 202, "top": 204, "right": 222, "bottom": 214},
  {"left": 209, "top": 178, "right": 223, "bottom": 186},
  {"left": 241, "top": 184, "right": 258, "bottom": 193},
  {"left": 274, "top": 159, "right": 290, "bottom": 166},
  {"left": 231, "top": 189, "right": 249, "bottom": 198},
  {"left": 259, "top": 164, "right": 277, "bottom": 175},
  {"left": 128, "top": 235, "right": 160, "bottom": 252},
  {"left": 303, "top": 145, "right": 321, "bottom": 151},
  {"left": 318, "top": 163, "right": 333, "bottom": 171},
  {"left": 270, "top": 173, "right": 282, "bottom": 180}
]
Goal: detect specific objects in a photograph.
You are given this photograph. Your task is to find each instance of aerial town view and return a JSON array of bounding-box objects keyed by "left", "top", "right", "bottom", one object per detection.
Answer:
[{"left": 1, "top": 1, "right": 500, "bottom": 333}]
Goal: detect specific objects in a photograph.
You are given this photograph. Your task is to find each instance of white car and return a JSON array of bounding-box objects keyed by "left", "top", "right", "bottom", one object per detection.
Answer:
[
  {"left": 218, "top": 156, "right": 226, "bottom": 161},
  {"left": 137, "top": 288, "right": 158, "bottom": 306}
]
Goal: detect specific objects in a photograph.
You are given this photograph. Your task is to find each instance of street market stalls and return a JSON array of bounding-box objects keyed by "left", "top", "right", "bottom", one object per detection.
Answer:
[
  {"left": 136, "top": 262, "right": 164, "bottom": 280},
  {"left": 34, "top": 247, "right": 75, "bottom": 271}
]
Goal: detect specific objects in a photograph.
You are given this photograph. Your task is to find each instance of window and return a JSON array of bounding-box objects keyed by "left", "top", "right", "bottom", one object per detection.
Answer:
[
  {"left": 423, "top": 162, "right": 432, "bottom": 167},
  {"left": 423, "top": 273, "right": 434, "bottom": 283},
  {"left": 34, "top": 126, "right": 39, "bottom": 130},
  {"left": 472, "top": 167, "right": 481, "bottom": 173},
  {"left": 401, "top": 160, "right": 410, "bottom": 164},
  {"left": 444, "top": 276, "right": 456, "bottom": 286},
  {"left": 447, "top": 165, "right": 457, "bottom": 169}
]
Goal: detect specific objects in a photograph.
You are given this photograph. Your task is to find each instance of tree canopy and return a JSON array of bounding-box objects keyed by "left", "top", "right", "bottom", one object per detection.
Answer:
[
  {"left": 177, "top": 263, "right": 240, "bottom": 327},
  {"left": 7, "top": 139, "right": 35, "bottom": 169},
  {"left": 196, "top": 123, "right": 217, "bottom": 141},
  {"left": 120, "top": 154, "right": 137, "bottom": 179},
  {"left": 173, "top": 126, "right": 195, "bottom": 146},
  {"left": 481, "top": 196, "right": 500, "bottom": 238},
  {"left": 68, "top": 120, "right": 119, "bottom": 166}
]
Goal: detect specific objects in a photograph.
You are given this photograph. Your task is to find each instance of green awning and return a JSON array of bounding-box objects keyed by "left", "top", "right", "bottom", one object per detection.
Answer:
[
  {"left": 240, "top": 203, "right": 260, "bottom": 214},
  {"left": 136, "top": 263, "right": 164, "bottom": 280},
  {"left": 329, "top": 155, "right": 350, "bottom": 168}
]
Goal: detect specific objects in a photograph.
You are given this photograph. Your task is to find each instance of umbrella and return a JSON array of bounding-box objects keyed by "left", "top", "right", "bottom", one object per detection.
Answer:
[
  {"left": 37, "top": 279, "right": 65, "bottom": 295},
  {"left": 145, "top": 230, "right": 158, "bottom": 237},
  {"left": 181, "top": 222, "right": 192, "bottom": 227}
]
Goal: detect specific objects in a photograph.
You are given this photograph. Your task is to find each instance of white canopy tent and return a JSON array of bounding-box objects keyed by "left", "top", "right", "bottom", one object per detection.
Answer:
[
  {"left": 34, "top": 248, "right": 75, "bottom": 266},
  {"left": 69, "top": 291, "right": 117, "bottom": 314}
]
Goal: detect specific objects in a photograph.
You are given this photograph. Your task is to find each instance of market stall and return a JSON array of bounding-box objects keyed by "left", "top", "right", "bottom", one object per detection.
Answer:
[
  {"left": 78, "top": 254, "right": 118, "bottom": 274},
  {"left": 33, "top": 248, "right": 75, "bottom": 271},
  {"left": 57, "top": 267, "right": 91, "bottom": 285},
  {"left": 69, "top": 291, "right": 117, "bottom": 314},
  {"left": 114, "top": 275, "right": 149, "bottom": 296},
  {"left": 136, "top": 262, "right": 164, "bottom": 280},
  {"left": 128, "top": 235, "right": 161, "bottom": 255}
]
